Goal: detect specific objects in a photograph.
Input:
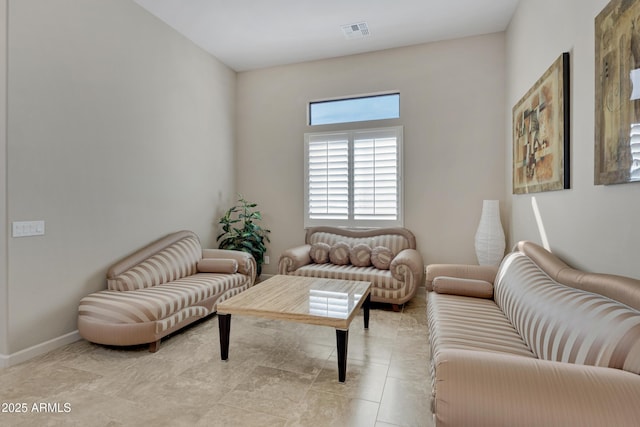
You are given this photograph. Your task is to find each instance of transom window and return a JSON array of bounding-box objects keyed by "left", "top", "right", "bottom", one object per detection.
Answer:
[
  {"left": 304, "top": 126, "right": 403, "bottom": 228},
  {"left": 309, "top": 93, "right": 400, "bottom": 126}
]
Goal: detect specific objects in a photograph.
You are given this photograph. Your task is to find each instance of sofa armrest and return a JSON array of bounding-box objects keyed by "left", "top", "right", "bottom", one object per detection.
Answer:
[
  {"left": 278, "top": 244, "right": 312, "bottom": 274},
  {"left": 426, "top": 264, "right": 498, "bottom": 291},
  {"left": 389, "top": 248, "right": 425, "bottom": 287},
  {"left": 434, "top": 349, "right": 640, "bottom": 427},
  {"left": 202, "top": 249, "right": 256, "bottom": 284}
]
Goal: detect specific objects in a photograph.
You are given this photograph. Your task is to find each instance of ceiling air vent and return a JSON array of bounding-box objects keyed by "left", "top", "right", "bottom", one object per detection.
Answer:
[{"left": 341, "top": 22, "right": 370, "bottom": 39}]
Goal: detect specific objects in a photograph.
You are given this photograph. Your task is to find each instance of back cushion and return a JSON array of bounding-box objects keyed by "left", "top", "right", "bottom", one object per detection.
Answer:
[
  {"left": 308, "top": 232, "right": 409, "bottom": 256},
  {"left": 111, "top": 236, "right": 202, "bottom": 291},
  {"left": 495, "top": 252, "right": 640, "bottom": 374}
]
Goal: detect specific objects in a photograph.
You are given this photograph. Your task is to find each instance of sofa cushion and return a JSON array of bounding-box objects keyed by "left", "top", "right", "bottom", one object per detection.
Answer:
[
  {"left": 197, "top": 258, "right": 238, "bottom": 274},
  {"left": 309, "top": 242, "right": 331, "bottom": 264},
  {"left": 291, "top": 264, "right": 413, "bottom": 302},
  {"left": 350, "top": 244, "right": 372, "bottom": 267},
  {"left": 495, "top": 252, "right": 640, "bottom": 374},
  {"left": 371, "top": 246, "right": 393, "bottom": 270},
  {"left": 428, "top": 292, "right": 536, "bottom": 358},
  {"left": 109, "top": 236, "right": 202, "bottom": 291},
  {"left": 80, "top": 273, "right": 247, "bottom": 324},
  {"left": 329, "top": 242, "right": 351, "bottom": 265}
]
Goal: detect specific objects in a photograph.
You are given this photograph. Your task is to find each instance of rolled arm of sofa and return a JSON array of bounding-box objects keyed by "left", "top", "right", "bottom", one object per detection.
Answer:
[
  {"left": 278, "top": 244, "right": 312, "bottom": 274},
  {"left": 202, "top": 249, "right": 256, "bottom": 283},
  {"left": 389, "top": 248, "right": 424, "bottom": 286},
  {"left": 426, "top": 264, "right": 498, "bottom": 291},
  {"left": 434, "top": 348, "right": 640, "bottom": 427}
]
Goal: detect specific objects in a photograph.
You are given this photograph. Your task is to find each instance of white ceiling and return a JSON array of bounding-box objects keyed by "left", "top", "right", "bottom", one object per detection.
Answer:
[{"left": 133, "top": 0, "right": 520, "bottom": 72}]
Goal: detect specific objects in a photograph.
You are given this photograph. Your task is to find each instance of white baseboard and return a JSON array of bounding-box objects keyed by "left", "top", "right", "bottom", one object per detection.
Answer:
[{"left": 0, "top": 330, "right": 81, "bottom": 369}]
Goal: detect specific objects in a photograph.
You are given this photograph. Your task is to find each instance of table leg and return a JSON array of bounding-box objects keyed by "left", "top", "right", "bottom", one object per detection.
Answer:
[
  {"left": 363, "top": 293, "right": 371, "bottom": 329},
  {"left": 336, "top": 329, "right": 349, "bottom": 382},
  {"left": 218, "top": 314, "right": 231, "bottom": 360}
]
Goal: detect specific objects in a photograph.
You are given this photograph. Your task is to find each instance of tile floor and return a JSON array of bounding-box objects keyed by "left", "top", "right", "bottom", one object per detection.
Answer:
[{"left": 0, "top": 286, "right": 433, "bottom": 427}]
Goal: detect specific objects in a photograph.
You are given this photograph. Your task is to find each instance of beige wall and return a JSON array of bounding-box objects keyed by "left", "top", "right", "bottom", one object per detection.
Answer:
[
  {"left": 3, "top": 0, "right": 236, "bottom": 355},
  {"left": 237, "top": 34, "right": 507, "bottom": 274},
  {"left": 506, "top": 0, "right": 640, "bottom": 278},
  {"left": 11, "top": 0, "right": 631, "bottom": 361}
]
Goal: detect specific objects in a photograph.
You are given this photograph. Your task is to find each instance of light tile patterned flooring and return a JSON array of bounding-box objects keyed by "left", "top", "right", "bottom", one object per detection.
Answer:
[{"left": 0, "top": 286, "right": 433, "bottom": 427}]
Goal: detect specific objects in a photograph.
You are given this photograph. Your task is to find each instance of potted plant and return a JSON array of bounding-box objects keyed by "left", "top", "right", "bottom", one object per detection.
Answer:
[{"left": 217, "top": 195, "right": 271, "bottom": 276}]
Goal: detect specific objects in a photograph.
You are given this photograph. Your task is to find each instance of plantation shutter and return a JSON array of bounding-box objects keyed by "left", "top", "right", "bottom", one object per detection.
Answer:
[
  {"left": 304, "top": 126, "right": 403, "bottom": 227},
  {"left": 306, "top": 133, "right": 349, "bottom": 220},
  {"left": 353, "top": 129, "right": 399, "bottom": 221}
]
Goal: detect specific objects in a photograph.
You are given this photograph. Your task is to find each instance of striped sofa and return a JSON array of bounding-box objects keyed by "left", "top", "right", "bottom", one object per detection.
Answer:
[
  {"left": 78, "top": 230, "right": 256, "bottom": 352},
  {"left": 278, "top": 227, "right": 424, "bottom": 308},
  {"left": 426, "top": 241, "right": 640, "bottom": 427}
]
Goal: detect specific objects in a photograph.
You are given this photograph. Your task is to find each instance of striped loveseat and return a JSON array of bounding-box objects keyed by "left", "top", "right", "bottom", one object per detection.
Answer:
[
  {"left": 426, "top": 241, "right": 640, "bottom": 427},
  {"left": 278, "top": 227, "right": 424, "bottom": 309},
  {"left": 78, "top": 230, "right": 255, "bottom": 352}
]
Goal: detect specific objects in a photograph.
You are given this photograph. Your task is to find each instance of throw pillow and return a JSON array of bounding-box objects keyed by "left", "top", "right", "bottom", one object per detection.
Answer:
[
  {"left": 329, "top": 242, "right": 351, "bottom": 265},
  {"left": 197, "top": 258, "right": 238, "bottom": 274},
  {"left": 371, "top": 246, "right": 393, "bottom": 270},
  {"left": 350, "top": 243, "right": 372, "bottom": 267},
  {"left": 433, "top": 276, "right": 494, "bottom": 299},
  {"left": 310, "top": 242, "right": 331, "bottom": 264}
]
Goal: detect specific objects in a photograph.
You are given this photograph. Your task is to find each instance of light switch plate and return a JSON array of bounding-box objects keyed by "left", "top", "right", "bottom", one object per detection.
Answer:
[{"left": 12, "top": 221, "right": 45, "bottom": 237}]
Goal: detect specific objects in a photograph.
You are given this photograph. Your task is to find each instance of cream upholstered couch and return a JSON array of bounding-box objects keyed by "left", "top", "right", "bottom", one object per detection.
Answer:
[
  {"left": 278, "top": 227, "right": 424, "bottom": 308},
  {"left": 78, "top": 230, "right": 255, "bottom": 352},
  {"left": 426, "top": 241, "right": 640, "bottom": 427}
]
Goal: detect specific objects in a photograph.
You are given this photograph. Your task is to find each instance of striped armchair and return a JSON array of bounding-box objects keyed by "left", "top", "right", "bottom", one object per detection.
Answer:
[
  {"left": 278, "top": 227, "right": 424, "bottom": 309},
  {"left": 427, "top": 241, "right": 640, "bottom": 427},
  {"left": 78, "top": 230, "right": 255, "bottom": 352}
]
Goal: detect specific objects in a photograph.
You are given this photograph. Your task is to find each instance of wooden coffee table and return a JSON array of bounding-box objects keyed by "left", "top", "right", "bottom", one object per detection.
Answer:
[{"left": 216, "top": 275, "right": 371, "bottom": 382}]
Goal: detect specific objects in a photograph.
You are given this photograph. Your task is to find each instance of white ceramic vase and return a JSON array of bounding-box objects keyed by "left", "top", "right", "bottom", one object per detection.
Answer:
[{"left": 474, "top": 200, "right": 505, "bottom": 266}]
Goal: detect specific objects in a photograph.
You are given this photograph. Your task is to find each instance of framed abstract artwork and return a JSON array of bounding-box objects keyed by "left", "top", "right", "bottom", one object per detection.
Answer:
[
  {"left": 595, "top": 0, "right": 640, "bottom": 185},
  {"left": 512, "top": 52, "right": 570, "bottom": 194}
]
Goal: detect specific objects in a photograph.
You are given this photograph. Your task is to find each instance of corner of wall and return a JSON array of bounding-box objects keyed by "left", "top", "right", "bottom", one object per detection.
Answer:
[{"left": 0, "top": 0, "right": 9, "bottom": 358}]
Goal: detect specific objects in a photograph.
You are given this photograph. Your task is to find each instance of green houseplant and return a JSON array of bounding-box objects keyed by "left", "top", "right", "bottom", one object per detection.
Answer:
[{"left": 217, "top": 195, "right": 271, "bottom": 276}]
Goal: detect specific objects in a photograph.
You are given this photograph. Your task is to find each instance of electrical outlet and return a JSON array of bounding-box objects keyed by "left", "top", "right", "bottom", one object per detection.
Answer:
[{"left": 264, "top": 255, "right": 270, "bottom": 265}]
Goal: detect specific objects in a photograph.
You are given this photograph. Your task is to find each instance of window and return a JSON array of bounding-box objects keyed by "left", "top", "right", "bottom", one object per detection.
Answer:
[
  {"left": 304, "top": 126, "right": 403, "bottom": 228},
  {"left": 309, "top": 93, "right": 400, "bottom": 125}
]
